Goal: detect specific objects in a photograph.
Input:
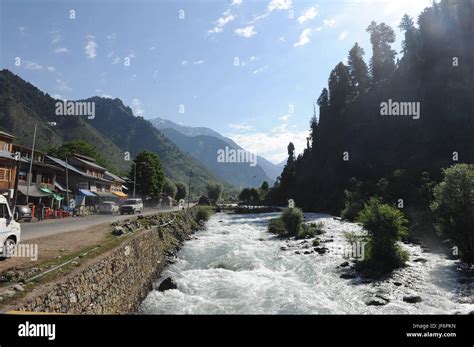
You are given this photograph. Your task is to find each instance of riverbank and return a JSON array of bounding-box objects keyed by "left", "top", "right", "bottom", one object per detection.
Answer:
[{"left": 0, "top": 208, "right": 200, "bottom": 313}]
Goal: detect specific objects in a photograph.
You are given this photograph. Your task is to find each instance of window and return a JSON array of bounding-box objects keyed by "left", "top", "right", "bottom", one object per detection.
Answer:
[
  {"left": 0, "top": 168, "right": 10, "bottom": 182},
  {"left": 0, "top": 203, "right": 8, "bottom": 219},
  {"left": 19, "top": 171, "right": 27, "bottom": 182},
  {"left": 1, "top": 141, "right": 8, "bottom": 152},
  {"left": 41, "top": 172, "right": 53, "bottom": 185},
  {"left": 31, "top": 170, "right": 37, "bottom": 183}
]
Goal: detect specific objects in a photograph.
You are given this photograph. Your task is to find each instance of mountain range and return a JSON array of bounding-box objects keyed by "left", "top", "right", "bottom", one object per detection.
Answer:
[{"left": 151, "top": 117, "right": 283, "bottom": 186}]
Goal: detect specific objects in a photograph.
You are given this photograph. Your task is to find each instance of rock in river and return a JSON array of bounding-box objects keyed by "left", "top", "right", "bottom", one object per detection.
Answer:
[
  {"left": 158, "top": 277, "right": 177, "bottom": 292},
  {"left": 403, "top": 295, "right": 422, "bottom": 303}
]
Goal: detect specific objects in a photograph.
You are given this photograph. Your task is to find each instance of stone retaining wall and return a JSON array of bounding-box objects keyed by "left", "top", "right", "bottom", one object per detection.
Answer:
[{"left": 12, "top": 209, "right": 197, "bottom": 314}]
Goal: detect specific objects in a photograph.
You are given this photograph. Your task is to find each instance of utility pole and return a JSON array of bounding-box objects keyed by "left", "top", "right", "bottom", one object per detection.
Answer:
[
  {"left": 65, "top": 157, "right": 69, "bottom": 209},
  {"left": 25, "top": 122, "right": 37, "bottom": 204},
  {"left": 187, "top": 171, "right": 192, "bottom": 209},
  {"left": 133, "top": 162, "right": 137, "bottom": 198},
  {"left": 133, "top": 161, "right": 146, "bottom": 198},
  {"left": 12, "top": 152, "right": 20, "bottom": 209}
]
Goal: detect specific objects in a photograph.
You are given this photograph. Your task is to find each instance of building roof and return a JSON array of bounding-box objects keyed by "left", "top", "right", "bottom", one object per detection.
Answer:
[
  {"left": 0, "top": 130, "right": 16, "bottom": 140},
  {"left": 72, "top": 156, "right": 107, "bottom": 172},
  {"left": 105, "top": 170, "right": 126, "bottom": 184},
  {"left": 46, "top": 156, "right": 113, "bottom": 184},
  {"left": 13, "top": 144, "right": 46, "bottom": 156}
]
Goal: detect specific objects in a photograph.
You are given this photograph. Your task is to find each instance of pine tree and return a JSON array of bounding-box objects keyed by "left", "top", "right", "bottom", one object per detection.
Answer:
[
  {"left": 366, "top": 21, "right": 396, "bottom": 84},
  {"left": 347, "top": 42, "right": 370, "bottom": 96}
]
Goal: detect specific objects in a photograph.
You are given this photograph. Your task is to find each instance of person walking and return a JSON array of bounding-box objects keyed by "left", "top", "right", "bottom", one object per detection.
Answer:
[{"left": 37, "top": 200, "right": 45, "bottom": 221}]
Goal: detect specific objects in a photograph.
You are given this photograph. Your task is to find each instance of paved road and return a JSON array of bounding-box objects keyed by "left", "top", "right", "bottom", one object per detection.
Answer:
[{"left": 20, "top": 207, "right": 183, "bottom": 241}]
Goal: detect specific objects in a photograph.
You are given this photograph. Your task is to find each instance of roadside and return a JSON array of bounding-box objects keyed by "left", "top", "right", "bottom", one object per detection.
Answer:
[
  {"left": 0, "top": 206, "right": 185, "bottom": 273},
  {"left": 20, "top": 207, "right": 179, "bottom": 240}
]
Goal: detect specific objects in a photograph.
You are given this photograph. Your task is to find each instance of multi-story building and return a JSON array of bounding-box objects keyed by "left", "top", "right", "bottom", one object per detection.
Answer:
[{"left": 0, "top": 131, "right": 17, "bottom": 203}]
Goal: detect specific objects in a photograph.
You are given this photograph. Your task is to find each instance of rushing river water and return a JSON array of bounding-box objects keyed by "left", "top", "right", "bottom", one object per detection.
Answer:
[{"left": 139, "top": 212, "right": 474, "bottom": 314}]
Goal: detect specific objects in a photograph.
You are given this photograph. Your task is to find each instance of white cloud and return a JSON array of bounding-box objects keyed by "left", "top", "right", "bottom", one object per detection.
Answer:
[
  {"left": 181, "top": 60, "right": 188, "bottom": 66},
  {"left": 101, "top": 94, "right": 113, "bottom": 99},
  {"left": 339, "top": 31, "right": 348, "bottom": 40},
  {"left": 227, "top": 129, "right": 308, "bottom": 163},
  {"left": 54, "top": 47, "right": 70, "bottom": 54},
  {"left": 294, "top": 28, "right": 312, "bottom": 47},
  {"left": 278, "top": 113, "right": 291, "bottom": 121},
  {"left": 47, "top": 66, "right": 56, "bottom": 72},
  {"left": 131, "top": 98, "right": 145, "bottom": 117},
  {"left": 209, "top": 13, "right": 235, "bottom": 34},
  {"left": 193, "top": 60, "right": 205, "bottom": 65},
  {"left": 84, "top": 36, "right": 98, "bottom": 59},
  {"left": 297, "top": 6, "right": 318, "bottom": 24},
  {"left": 229, "top": 123, "right": 255, "bottom": 131},
  {"left": 323, "top": 18, "right": 336, "bottom": 27},
  {"left": 217, "top": 14, "right": 235, "bottom": 27},
  {"left": 249, "top": 56, "right": 257, "bottom": 62},
  {"left": 231, "top": 0, "right": 243, "bottom": 5},
  {"left": 248, "top": 0, "right": 292, "bottom": 23},
  {"left": 268, "top": 0, "right": 292, "bottom": 12},
  {"left": 235, "top": 25, "right": 256, "bottom": 38},
  {"left": 253, "top": 65, "right": 268, "bottom": 74},
  {"left": 24, "top": 61, "right": 43, "bottom": 70},
  {"left": 272, "top": 123, "right": 288, "bottom": 133},
  {"left": 112, "top": 57, "right": 120, "bottom": 64},
  {"left": 209, "top": 27, "right": 223, "bottom": 34},
  {"left": 50, "top": 30, "right": 63, "bottom": 45},
  {"left": 56, "top": 79, "right": 72, "bottom": 92}
]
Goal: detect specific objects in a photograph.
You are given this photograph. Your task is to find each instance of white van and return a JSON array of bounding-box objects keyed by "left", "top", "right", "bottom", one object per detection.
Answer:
[{"left": 0, "top": 195, "right": 21, "bottom": 259}]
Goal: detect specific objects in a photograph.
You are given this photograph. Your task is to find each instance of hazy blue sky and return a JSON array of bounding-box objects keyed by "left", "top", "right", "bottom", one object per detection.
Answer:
[{"left": 1, "top": 0, "right": 431, "bottom": 163}]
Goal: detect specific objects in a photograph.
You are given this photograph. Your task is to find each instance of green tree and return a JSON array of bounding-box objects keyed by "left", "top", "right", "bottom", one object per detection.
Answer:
[
  {"left": 129, "top": 151, "right": 164, "bottom": 198},
  {"left": 260, "top": 181, "right": 269, "bottom": 191},
  {"left": 239, "top": 188, "right": 251, "bottom": 205},
  {"left": 175, "top": 182, "right": 188, "bottom": 201},
  {"left": 347, "top": 42, "right": 370, "bottom": 96},
  {"left": 366, "top": 21, "right": 396, "bottom": 84},
  {"left": 357, "top": 198, "right": 408, "bottom": 273},
  {"left": 206, "top": 182, "right": 223, "bottom": 203},
  {"left": 249, "top": 188, "right": 260, "bottom": 205},
  {"left": 48, "top": 140, "right": 107, "bottom": 167},
  {"left": 163, "top": 178, "right": 177, "bottom": 198},
  {"left": 281, "top": 207, "right": 303, "bottom": 237},
  {"left": 328, "top": 62, "right": 352, "bottom": 108},
  {"left": 431, "top": 164, "right": 474, "bottom": 263},
  {"left": 398, "top": 14, "right": 420, "bottom": 74}
]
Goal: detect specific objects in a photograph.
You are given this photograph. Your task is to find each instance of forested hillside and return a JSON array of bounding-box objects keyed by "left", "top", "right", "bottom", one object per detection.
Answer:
[{"left": 269, "top": 0, "right": 473, "bottom": 216}]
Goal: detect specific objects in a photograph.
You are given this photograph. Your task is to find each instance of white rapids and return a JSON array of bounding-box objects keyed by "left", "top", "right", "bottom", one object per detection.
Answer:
[{"left": 139, "top": 212, "right": 474, "bottom": 314}]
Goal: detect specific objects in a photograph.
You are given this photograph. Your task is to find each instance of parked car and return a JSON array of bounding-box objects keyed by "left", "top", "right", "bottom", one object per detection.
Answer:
[
  {"left": 98, "top": 201, "right": 119, "bottom": 214},
  {"left": 120, "top": 198, "right": 143, "bottom": 215},
  {"left": 13, "top": 205, "right": 32, "bottom": 222},
  {"left": 0, "top": 195, "right": 21, "bottom": 259}
]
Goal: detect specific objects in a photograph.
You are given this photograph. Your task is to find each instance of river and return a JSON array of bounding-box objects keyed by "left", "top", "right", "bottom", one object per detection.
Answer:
[{"left": 139, "top": 212, "right": 474, "bottom": 314}]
